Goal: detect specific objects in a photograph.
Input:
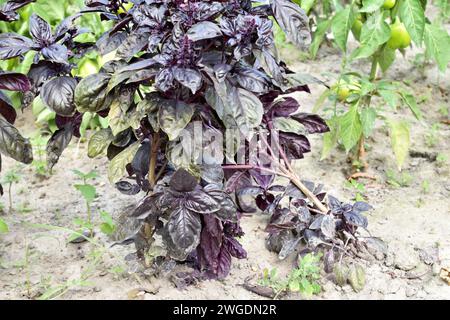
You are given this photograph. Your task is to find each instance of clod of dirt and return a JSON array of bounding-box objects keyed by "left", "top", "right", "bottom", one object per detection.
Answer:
[
  {"left": 391, "top": 244, "right": 420, "bottom": 271},
  {"left": 405, "top": 286, "right": 418, "bottom": 297},
  {"left": 241, "top": 278, "right": 278, "bottom": 299},
  {"left": 416, "top": 246, "right": 439, "bottom": 266},
  {"left": 409, "top": 149, "right": 438, "bottom": 162},
  {"left": 363, "top": 237, "right": 388, "bottom": 261}
]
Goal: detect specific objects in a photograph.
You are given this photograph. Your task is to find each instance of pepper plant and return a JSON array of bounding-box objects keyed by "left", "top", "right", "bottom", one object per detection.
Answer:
[
  {"left": 0, "top": 0, "right": 373, "bottom": 279},
  {"left": 305, "top": 0, "right": 450, "bottom": 174}
]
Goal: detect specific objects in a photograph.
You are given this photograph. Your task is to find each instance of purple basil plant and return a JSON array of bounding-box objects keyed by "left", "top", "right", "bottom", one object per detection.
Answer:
[{"left": 0, "top": 0, "right": 372, "bottom": 279}]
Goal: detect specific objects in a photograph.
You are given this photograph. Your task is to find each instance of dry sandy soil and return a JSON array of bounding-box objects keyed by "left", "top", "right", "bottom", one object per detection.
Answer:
[{"left": 0, "top": 15, "right": 449, "bottom": 300}]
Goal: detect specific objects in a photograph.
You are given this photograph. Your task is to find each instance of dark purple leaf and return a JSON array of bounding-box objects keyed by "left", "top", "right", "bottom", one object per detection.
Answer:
[
  {"left": 0, "top": 91, "right": 16, "bottom": 123},
  {"left": 292, "top": 113, "right": 330, "bottom": 134},
  {"left": 46, "top": 124, "right": 73, "bottom": 170},
  {"left": 279, "top": 132, "right": 311, "bottom": 159},
  {"left": 0, "top": 33, "right": 33, "bottom": 59},
  {"left": 170, "top": 168, "right": 198, "bottom": 192},
  {"left": 185, "top": 190, "right": 221, "bottom": 214},
  {"left": 173, "top": 67, "right": 202, "bottom": 94},
  {"left": 40, "top": 76, "right": 77, "bottom": 116},
  {"left": 187, "top": 21, "right": 222, "bottom": 41},
  {"left": 344, "top": 210, "right": 368, "bottom": 229},
  {"left": 41, "top": 44, "right": 69, "bottom": 64},
  {"left": 29, "top": 14, "right": 52, "bottom": 45},
  {"left": 0, "top": 72, "right": 31, "bottom": 92},
  {"left": 115, "top": 181, "right": 141, "bottom": 195},
  {"left": 167, "top": 206, "right": 202, "bottom": 250},
  {"left": 0, "top": 115, "right": 33, "bottom": 164},
  {"left": 267, "top": 97, "right": 299, "bottom": 117}
]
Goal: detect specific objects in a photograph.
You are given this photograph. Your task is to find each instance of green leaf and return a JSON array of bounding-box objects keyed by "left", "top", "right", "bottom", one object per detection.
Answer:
[
  {"left": 389, "top": 120, "right": 410, "bottom": 170},
  {"left": 360, "top": 107, "right": 377, "bottom": 137},
  {"left": 74, "top": 184, "right": 96, "bottom": 203},
  {"left": 100, "top": 210, "right": 115, "bottom": 228},
  {"left": 401, "top": 93, "right": 422, "bottom": 120},
  {"left": 108, "top": 88, "right": 134, "bottom": 136},
  {"left": 331, "top": 6, "right": 355, "bottom": 52},
  {"left": 273, "top": 118, "right": 308, "bottom": 135},
  {"left": 378, "top": 46, "right": 396, "bottom": 72},
  {"left": 423, "top": 23, "right": 450, "bottom": 72},
  {"left": 299, "top": 0, "right": 315, "bottom": 14},
  {"left": 159, "top": 99, "right": 195, "bottom": 141},
  {"left": 107, "top": 142, "right": 140, "bottom": 183},
  {"left": 351, "top": 12, "right": 391, "bottom": 59},
  {"left": 348, "top": 264, "right": 366, "bottom": 292},
  {"left": 321, "top": 117, "right": 339, "bottom": 160},
  {"left": 310, "top": 19, "right": 331, "bottom": 58},
  {"left": 0, "top": 218, "right": 9, "bottom": 234},
  {"left": 360, "top": 0, "right": 384, "bottom": 13},
  {"left": 399, "top": 0, "right": 425, "bottom": 45},
  {"left": 339, "top": 104, "right": 362, "bottom": 152},
  {"left": 100, "top": 223, "right": 115, "bottom": 235},
  {"left": 378, "top": 89, "right": 399, "bottom": 109},
  {"left": 88, "top": 128, "right": 114, "bottom": 158}
]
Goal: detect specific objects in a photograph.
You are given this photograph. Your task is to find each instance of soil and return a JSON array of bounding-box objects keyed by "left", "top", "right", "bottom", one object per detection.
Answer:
[{"left": 0, "top": 12, "right": 449, "bottom": 300}]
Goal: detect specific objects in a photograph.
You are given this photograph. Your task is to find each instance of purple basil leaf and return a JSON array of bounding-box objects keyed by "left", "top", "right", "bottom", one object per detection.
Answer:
[
  {"left": 115, "top": 181, "right": 141, "bottom": 195},
  {"left": 268, "top": 97, "right": 299, "bottom": 117},
  {"left": 46, "top": 124, "right": 73, "bottom": 170},
  {"left": 0, "top": 33, "right": 33, "bottom": 59},
  {"left": 0, "top": 72, "right": 31, "bottom": 92},
  {"left": 185, "top": 190, "right": 221, "bottom": 214},
  {"left": 352, "top": 201, "right": 373, "bottom": 213},
  {"left": 187, "top": 21, "right": 222, "bottom": 41},
  {"left": 292, "top": 113, "right": 330, "bottom": 134},
  {"left": 279, "top": 132, "right": 311, "bottom": 159},
  {"left": 41, "top": 44, "right": 69, "bottom": 64},
  {"left": 169, "top": 168, "right": 198, "bottom": 192},
  {"left": 224, "top": 236, "right": 247, "bottom": 259},
  {"left": 0, "top": 90, "right": 16, "bottom": 123},
  {"left": 344, "top": 210, "right": 368, "bottom": 229},
  {"left": 167, "top": 206, "right": 202, "bottom": 251},
  {"left": 0, "top": 115, "right": 33, "bottom": 164},
  {"left": 40, "top": 76, "right": 77, "bottom": 116},
  {"left": 29, "top": 14, "right": 52, "bottom": 45},
  {"left": 172, "top": 67, "right": 202, "bottom": 94},
  {"left": 129, "top": 192, "right": 162, "bottom": 220}
]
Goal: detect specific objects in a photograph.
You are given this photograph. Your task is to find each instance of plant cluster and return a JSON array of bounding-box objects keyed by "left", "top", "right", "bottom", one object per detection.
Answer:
[
  {"left": 303, "top": 0, "right": 450, "bottom": 173},
  {"left": 0, "top": 0, "right": 374, "bottom": 280}
]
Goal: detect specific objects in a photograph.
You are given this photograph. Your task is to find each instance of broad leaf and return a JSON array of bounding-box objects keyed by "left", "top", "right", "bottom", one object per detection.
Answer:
[
  {"left": 0, "top": 72, "right": 31, "bottom": 92},
  {"left": 352, "top": 12, "right": 390, "bottom": 59},
  {"left": 339, "top": 103, "right": 362, "bottom": 152},
  {"left": 108, "top": 142, "right": 140, "bottom": 183},
  {"left": 331, "top": 6, "right": 355, "bottom": 52},
  {"left": 88, "top": 128, "right": 114, "bottom": 158},
  {"left": 389, "top": 120, "right": 410, "bottom": 170},
  {"left": 187, "top": 21, "right": 222, "bottom": 41},
  {"left": 271, "top": 0, "right": 311, "bottom": 49},
  {"left": 399, "top": 0, "right": 425, "bottom": 45},
  {"left": 40, "top": 76, "right": 77, "bottom": 116},
  {"left": 158, "top": 99, "right": 194, "bottom": 141},
  {"left": 167, "top": 206, "right": 202, "bottom": 250},
  {"left": 423, "top": 23, "right": 450, "bottom": 72},
  {"left": 0, "top": 116, "right": 33, "bottom": 164},
  {"left": 46, "top": 125, "right": 73, "bottom": 170}
]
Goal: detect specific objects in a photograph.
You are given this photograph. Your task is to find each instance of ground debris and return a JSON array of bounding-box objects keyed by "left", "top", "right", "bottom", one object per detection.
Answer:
[{"left": 241, "top": 277, "right": 280, "bottom": 299}]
